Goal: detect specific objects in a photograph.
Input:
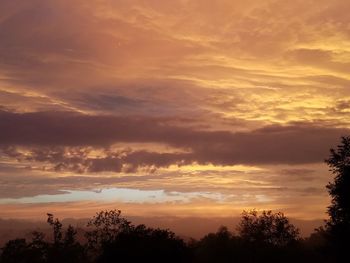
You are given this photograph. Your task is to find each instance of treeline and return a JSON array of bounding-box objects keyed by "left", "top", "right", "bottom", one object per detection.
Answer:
[{"left": 0, "top": 209, "right": 339, "bottom": 263}]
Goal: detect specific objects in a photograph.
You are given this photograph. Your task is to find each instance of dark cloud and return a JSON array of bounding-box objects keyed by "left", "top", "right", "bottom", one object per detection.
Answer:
[
  {"left": 0, "top": 146, "right": 190, "bottom": 174},
  {"left": 0, "top": 110, "right": 348, "bottom": 172}
]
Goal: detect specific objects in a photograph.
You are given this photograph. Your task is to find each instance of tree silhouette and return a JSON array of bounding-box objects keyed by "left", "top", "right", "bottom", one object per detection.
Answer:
[
  {"left": 191, "top": 211, "right": 303, "bottom": 263},
  {"left": 325, "top": 136, "right": 350, "bottom": 257},
  {"left": 63, "top": 225, "right": 77, "bottom": 246},
  {"left": 0, "top": 232, "right": 49, "bottom": 263},
  {"left": 0, "top": 208, "right": 339, "bottom": 263},
  {"left": 27, "top": 231, "right": 48, "bottom": 263},
  {"left": 237, "top": 210, "right": 300, "bottom": 247},
  {"left": 0, "top": 239, "right": 28, "bottom": 263},
  {"left": 45, "top": 213, "right": 85, "bottom": 263},
  {"left": 85, "top": 209, "right": 131, "bottom": 251},
  {"left": 99, "top": 224, "right": 189, "bottom": 263},
  {"left": 47, "top": 213, "right": 62, "bottom": 245},
  {"left": 85, "top": 210, "right": 189, "bottom": 263},
  {"left": 192, "top": 226, "right": 237, "bottom": 263}
]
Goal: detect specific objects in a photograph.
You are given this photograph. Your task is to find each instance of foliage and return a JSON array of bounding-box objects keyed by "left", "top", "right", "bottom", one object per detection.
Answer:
[
  {"left": 192, "top": 226, "right": 237, "bottom": 263},
  {"left": 85, "top": 209, "right": 188, "bottom": 262},
  {"left": 325, "top": 136, "right": 350, "bottom": 226},
  {"left": 85, "top": 209, "right": 131, "bottom": 250},
  {"left": 0, "top": 239, "right": 29, "bottom": 263},
  {"left": 0, "top": 209, "right": 337, "bottom": 263},
  {"left": 0, "top": 214, "right": 85, "bottom": 263},
  {"left": 324, "top": 136, "right": 350, "bottom": 258},
  {"left": 237, "top": 210, "right": 300, "bottom": 247},
  {"left": 47, "top": 213, "right": 62, "bottom": 245},
  {"left": 191, "top": 212, "right": 303, "bottom": 263},
  {"left": 98, "top": 224, "right": 188, "bottom": 263}
]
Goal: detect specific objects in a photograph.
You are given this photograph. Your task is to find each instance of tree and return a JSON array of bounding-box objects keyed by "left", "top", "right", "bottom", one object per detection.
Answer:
[
  {"left": 46, "top": 213, "right": 86, "bottom": 263},
  {"left": 85, "top": 210, "right": 189, "bottom": 263},
  {"left": 0, "top": 239, "right": 28, "bottom": 263},
  {"left": 325, "top": 136, "right": 350, "bottom": 255},
  {"left": 100, "top": 224, "right": 188, "bottom": 263},
  {"left": 47, "top": 213, "right": 63, "bottom": 245},
  {"left": 63, "top": 225, "right": 77, "bottom": 246},
  {"left": 237, "top": 210, "right": 300, "bottom": 247},
  {"left": 85, "top": 209, "right": 131, "bottom": 250},
  {"left": 192, "top": 226, "right": 237, "bottom": 263},
  {"left": 27, "top": 231, "right": 48, "bottom": 263}
]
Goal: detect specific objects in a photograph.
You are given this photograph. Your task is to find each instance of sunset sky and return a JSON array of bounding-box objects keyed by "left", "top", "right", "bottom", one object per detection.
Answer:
[{"left": 1, "top": 0, "right": 350, "bottom": 222}]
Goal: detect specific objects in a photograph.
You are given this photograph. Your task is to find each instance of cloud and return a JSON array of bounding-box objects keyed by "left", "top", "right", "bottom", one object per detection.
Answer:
[
  {"left": 1, "top": 111, "right": 348, "bottom": 172},
  {"left": 1, "top": 0, "right": 349, "bottom": 124},
  {"left": 0, "top": 194, "right": 329, "bottom": 221}
]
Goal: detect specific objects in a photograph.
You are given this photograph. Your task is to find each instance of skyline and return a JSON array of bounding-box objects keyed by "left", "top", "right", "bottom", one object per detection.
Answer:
[{"left": 1, "top": 0, "right": 350, "bottom": 222}]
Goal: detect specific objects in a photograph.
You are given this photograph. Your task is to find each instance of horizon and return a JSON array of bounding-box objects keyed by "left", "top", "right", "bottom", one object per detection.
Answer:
[{"left": 1, "top": 0, "right": 350, "bottom": 239}]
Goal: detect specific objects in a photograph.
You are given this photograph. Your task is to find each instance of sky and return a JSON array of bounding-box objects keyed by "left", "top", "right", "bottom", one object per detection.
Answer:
[{"left": 0, "top": 0, "right": 350, "bottom": 222}]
